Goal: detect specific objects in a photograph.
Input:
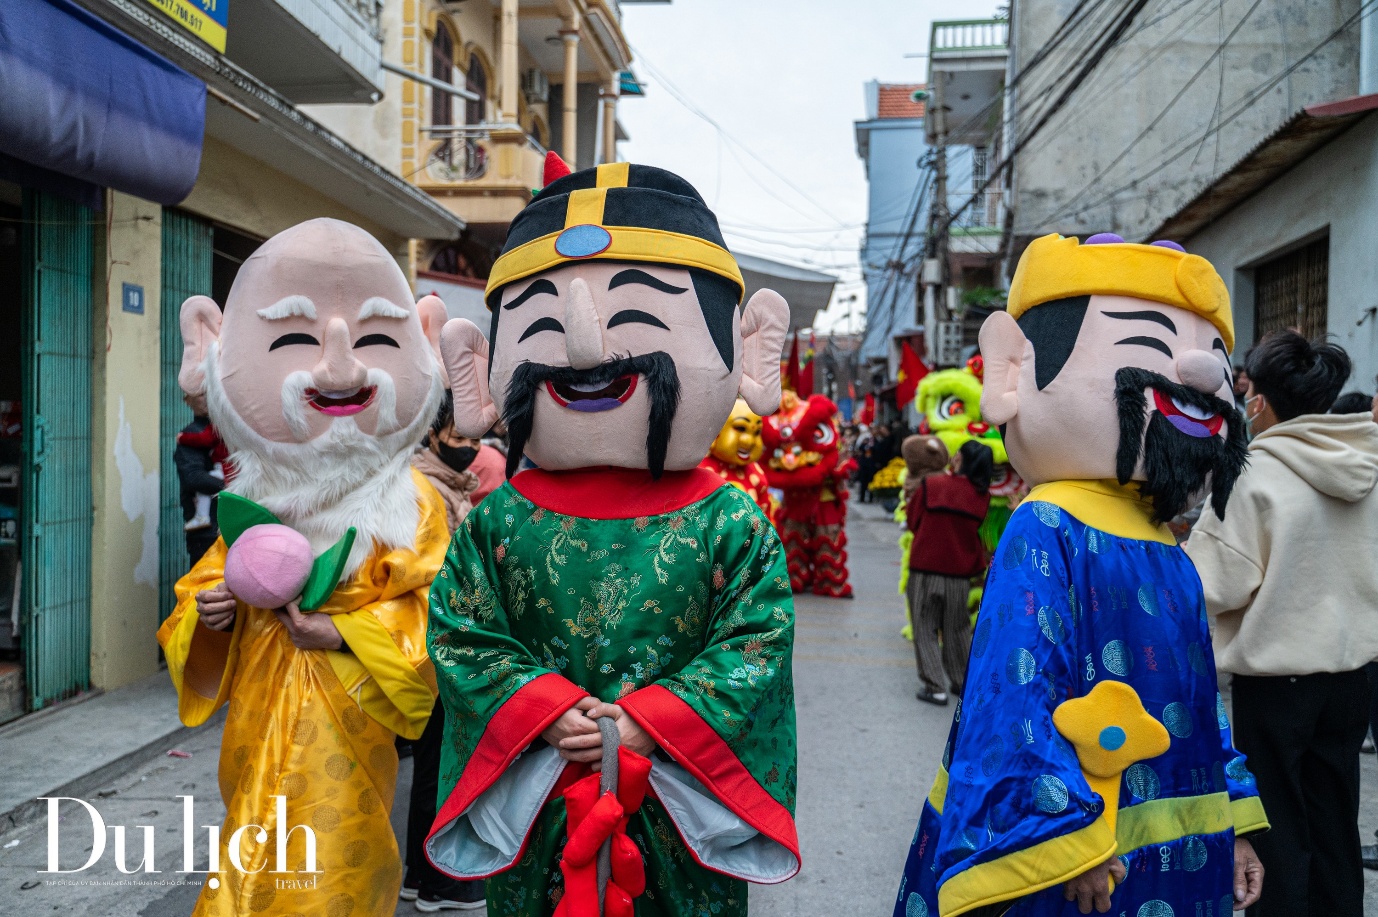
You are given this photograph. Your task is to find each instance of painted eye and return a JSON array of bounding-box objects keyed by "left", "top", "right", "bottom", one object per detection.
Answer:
[
  {"left": 811, "top": 424, "right": 836, "bottom": 448},
  {"left": 936, "top": 395, "right": 966, "bottom": 422}
]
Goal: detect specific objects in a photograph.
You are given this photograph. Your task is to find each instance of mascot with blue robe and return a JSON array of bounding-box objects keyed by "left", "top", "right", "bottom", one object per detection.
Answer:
[{"left": 893, "top": 234, "right": 1268, "bottom": 917}]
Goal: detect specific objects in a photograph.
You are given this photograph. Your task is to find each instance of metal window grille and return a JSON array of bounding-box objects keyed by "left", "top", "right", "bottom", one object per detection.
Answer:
[
  {"left": 21, "top": 190, "right": 94, "bottom": 709},
  {"left": 159, "top": 211, "right": 213, "bottom": 624},
  {"left": 1254, "top": 236, "right": 1329, "bottom": 343}
]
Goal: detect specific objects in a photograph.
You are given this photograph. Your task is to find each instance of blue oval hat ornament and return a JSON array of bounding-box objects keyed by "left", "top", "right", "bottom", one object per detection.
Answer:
[{"left": 555, "top": 224, "right": 613, "bottom": 258}]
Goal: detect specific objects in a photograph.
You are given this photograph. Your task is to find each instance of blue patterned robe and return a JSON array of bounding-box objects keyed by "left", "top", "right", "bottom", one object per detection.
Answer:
[{"left": 893, "top": 480, "right": 1267, "bottom": 917}]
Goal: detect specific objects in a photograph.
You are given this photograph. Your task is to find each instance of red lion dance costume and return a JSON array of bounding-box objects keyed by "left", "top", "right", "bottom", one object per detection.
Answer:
[{"left": 762, "top": 394, "right": 855, "bottom": 597}]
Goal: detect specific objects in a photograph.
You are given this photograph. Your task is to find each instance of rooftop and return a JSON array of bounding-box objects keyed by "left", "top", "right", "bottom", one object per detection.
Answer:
[
  {"left": 1150, "top": 93, "right": 1378, "bottom": 242},
  {"left": 877, "top": 84, "right": 926, "bottom": 120}
]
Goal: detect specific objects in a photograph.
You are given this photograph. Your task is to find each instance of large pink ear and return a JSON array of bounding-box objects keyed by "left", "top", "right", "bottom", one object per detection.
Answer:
[
  {"left": 416, "top": 294, "right": 450, "bottom": 388},
  {"left": 440, "top": 318, "right": 499, "bottom": 438},
  {"left": 979, "top": 310, "right": 1026, "bottom": 426},
  {"left": 738, "top": 288, "right": 791, "bottom": 416},
  {"left": 178, "top": 296, "right": 222, "bottom": 395}
]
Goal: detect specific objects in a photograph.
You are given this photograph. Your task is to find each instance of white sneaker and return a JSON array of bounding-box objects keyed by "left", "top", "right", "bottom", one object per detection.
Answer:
[
  {"left": 184, "top": 515, "right": 211, "bottom": 532},
  {"left": 416, "top": 894, "right": 486, "bottom": 912}
]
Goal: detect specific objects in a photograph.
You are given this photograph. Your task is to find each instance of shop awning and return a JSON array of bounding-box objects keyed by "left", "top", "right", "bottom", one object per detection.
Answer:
[
  {"left": 0, "top": 0, "right": 205, "bottom": 205},
  {"left": 735, "top": 253, "right": 838, "bottom": 331}
]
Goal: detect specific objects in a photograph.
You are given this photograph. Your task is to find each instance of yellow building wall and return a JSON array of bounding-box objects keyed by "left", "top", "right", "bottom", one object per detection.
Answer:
[
  {"left": 88, "top": 192, "right": 163, "bottom": 690},
  {"left": 178, "top": 137, "right": 410, "bottom": 261}
]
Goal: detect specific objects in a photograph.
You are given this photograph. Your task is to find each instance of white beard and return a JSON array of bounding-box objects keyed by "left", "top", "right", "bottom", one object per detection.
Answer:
[{"left": 204, "top": 344, "right": 443, "bottom": 577}]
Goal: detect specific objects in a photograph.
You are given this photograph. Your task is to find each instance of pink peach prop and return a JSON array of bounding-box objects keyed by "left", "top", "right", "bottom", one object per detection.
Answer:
[{"left": 223, "top": 524, "right": 314, "bottom": 610}]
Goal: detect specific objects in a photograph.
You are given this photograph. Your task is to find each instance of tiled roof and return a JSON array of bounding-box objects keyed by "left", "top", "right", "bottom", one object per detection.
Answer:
[{"left": 877, "top": 84, "right": 925, "bottom": 120}]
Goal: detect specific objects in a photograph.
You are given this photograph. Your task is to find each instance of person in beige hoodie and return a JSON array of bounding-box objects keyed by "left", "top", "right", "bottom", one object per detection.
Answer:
[{"left": 1186, "top": 330, "right": 1378, "bottom": 917}]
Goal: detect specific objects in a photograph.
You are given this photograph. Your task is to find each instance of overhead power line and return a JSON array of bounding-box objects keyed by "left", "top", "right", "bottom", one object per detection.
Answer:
[
  {"left": 936, "top": 0, "right": 1154, "bottom": 238},
  {"left": 1042, "top": 0, "right": 1378, "bottom": 225}
]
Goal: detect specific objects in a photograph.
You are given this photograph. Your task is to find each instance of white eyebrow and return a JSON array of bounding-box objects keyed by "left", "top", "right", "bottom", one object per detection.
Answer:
[
  {"left": 256, "top": 295, "right": 316, "bottom": 321},
  {"left": 358, "top": 297, "right": 410, "bottom": 320}
]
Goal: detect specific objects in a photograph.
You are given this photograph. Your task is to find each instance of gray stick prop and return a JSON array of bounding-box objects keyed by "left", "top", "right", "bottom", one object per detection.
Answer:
[{"left": 595, "top": 715, "right": 620, "bottom": 916}]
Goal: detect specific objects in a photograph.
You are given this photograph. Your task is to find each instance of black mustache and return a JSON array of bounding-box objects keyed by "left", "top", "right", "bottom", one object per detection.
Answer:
[
  {"left": 502, "top": 352, "right": 681, "bottom": 479},
  {"left": 1114, "top": 367, "right": 1249, "bottom": 523}
]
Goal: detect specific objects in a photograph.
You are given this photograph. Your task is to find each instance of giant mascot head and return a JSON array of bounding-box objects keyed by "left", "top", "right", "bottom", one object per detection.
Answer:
[
  {"left": 980, "top": 233, "right": 1247, "bottom": 523},
  {"left": 177, "top": 218, "right": 449, "bottom": 568},
  {"left": 439, "top": 158, "right": 790, "bottom": 476}
]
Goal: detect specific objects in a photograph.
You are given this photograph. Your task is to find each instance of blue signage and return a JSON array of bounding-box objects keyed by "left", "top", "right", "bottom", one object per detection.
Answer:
[{"left": 122, "top": 283, "right": 145, "bottom": 315}]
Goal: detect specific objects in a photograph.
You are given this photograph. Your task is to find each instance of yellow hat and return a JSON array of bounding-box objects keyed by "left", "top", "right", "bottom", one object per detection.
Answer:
[{"left": 1008, "top": 234, "right": 1234, "bottom": 352}]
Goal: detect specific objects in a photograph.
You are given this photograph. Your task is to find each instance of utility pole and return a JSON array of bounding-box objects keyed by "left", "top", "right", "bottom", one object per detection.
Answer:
[{"left": 922, "top": 74, "right": 949, "bottom": 366}]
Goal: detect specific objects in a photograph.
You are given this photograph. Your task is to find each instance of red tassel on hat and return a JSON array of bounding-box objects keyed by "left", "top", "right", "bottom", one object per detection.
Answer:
[{"left": 544, "top": 151, "right": 573, "bottom": 186}]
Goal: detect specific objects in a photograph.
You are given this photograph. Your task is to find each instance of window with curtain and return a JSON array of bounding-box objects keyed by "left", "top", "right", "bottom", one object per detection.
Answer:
[
  {"left": 431, "top": 27, "right": 455, "bottom": 127},
  {"left": 466, "top": 56, "right": 488, "bottom": 126}
]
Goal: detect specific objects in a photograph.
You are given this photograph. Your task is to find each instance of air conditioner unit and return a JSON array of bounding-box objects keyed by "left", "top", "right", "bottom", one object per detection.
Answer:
[{"left": 521, "top": 69, "right": 550, "bottom": 104}]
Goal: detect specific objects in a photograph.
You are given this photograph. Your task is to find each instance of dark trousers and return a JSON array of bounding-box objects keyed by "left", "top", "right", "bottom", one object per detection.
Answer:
[
  {"left": 406, "top": 698, "right": 483, "bottom": 898},
  {"left": 1233, "top": 669, "right": 1370, "bottom": 917},
  {"left": 185, "top": 529, "right": 217, "bottom": 567}
]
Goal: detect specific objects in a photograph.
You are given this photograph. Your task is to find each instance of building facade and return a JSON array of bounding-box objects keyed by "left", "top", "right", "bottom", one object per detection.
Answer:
[
  {"left": 305, "top": 0, "right": 641, "bottom": 328},
  {"left": 1006, "top": 0, "right": 1360, "bottom": 252},
  {"left": 912, "top": 2, "right": 1378, "bottom": 383},
  {"left": 1155, "top": 96, "right": 1378, "bottom": 390},
  {"left": 855, "top": 81, "right": 928, "bottom": 371},
  {"left": 0, "top": 0, "right": 464, "bottom": 722}
]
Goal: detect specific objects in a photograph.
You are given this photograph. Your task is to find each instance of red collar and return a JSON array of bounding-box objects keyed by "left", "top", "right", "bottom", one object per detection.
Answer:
[{"left": 510, "top": 466, "right": 725, "bottom": 519}]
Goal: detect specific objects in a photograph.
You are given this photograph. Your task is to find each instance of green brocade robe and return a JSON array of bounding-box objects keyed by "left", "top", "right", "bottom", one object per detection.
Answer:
[{"left": 425, "top": 468, "right": 800, "bottom": 917}]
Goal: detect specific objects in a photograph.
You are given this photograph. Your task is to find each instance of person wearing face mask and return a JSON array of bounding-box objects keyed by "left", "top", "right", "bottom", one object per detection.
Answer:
[
  {"left": 411, "top": 392, "right": 482, "bottom": 536},
  {"left": 1187, "top": 331, "right": 1378, "bottom": 916},
  {"left": 402, "top": 392, "right": 486, "bottom": 910}
]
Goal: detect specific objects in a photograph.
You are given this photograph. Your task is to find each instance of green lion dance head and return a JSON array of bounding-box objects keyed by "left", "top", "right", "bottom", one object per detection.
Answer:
[{"left": 916, "top": 357, "right": 1008, "bottom": 465}]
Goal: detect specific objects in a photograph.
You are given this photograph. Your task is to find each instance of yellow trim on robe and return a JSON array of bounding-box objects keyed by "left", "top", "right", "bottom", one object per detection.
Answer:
[
  {"left": 1115, "top": 792, "right": 1232, "bottom": 853},
  {"left": 1231, "top": 795, "right": 1270, "bottom": 835},
  {"left": 1026, "top": 479, "right": 1176, "bottom": 545},
  {"left": 486, "top": 226, "right": 745, "bottom": 300},
  {"left": 938, "top": 816, "right": 1117, "bottom": 917},
  {"left": 928, "top": 765, "right": 950, "bottom": 814}
]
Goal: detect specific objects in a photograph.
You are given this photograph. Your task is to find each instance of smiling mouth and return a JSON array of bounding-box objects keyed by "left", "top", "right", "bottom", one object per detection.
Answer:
[
  {"left": 546, "top": 375, "right": 639, "bottom": 413},
  {"left": 1152, "top": 389, "right": 1223, "bottom": 438},
  {"left": 737, "top": 449, "right": 753, "bottom": 462},
  {"left": 307, "top": 386, "right": 377, "bottom": 416}
]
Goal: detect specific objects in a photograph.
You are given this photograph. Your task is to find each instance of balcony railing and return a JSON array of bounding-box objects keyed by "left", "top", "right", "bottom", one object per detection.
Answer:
[
  {"left": 950, "top": 189, "right": 1004, "bottom": 230},
  {"left": 931, "top": 18, "right": 1009, "bottom": 54},
  {"left": 339, "top": 0, "right": 383, "bottom": 40},
  {"left": 422, "top": 125, "right": 546, "bottom": 181}
]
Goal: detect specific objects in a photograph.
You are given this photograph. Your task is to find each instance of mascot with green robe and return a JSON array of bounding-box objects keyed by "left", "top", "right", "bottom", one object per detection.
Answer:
[{"left": 424, "top": 154, "right": 799, "bottom": 917}]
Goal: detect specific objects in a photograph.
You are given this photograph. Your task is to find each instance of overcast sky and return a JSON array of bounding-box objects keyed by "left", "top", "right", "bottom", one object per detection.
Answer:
[{"left": 618, "top": 0, "right": 1004, "bottom": 334}]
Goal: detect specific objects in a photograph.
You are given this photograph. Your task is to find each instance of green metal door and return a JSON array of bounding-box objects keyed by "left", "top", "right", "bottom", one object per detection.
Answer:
[
  {"left": 21, "top": 191, "right": 95, "bottom": 709},
  {"left": 159, "top": 211, "right": 213, "bottom": 622}
]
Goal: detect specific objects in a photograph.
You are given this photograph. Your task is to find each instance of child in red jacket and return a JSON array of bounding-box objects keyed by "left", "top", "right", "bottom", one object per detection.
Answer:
[{"left": 905, "top": 440, "right": 992, "bottom": 704}]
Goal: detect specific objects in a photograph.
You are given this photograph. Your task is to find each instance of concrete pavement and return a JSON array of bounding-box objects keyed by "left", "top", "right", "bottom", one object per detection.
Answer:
[
  {"left": 748, "top": 500, "right": 947, "bottom": 915},
  {"left": 5, "top": 499, "right": 1378, "bottom": 914}
]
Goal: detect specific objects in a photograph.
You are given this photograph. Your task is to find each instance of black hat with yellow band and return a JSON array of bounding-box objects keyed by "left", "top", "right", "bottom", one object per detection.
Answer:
[{"left": 484, "top": 154, "right": 745, "bottom": 310}]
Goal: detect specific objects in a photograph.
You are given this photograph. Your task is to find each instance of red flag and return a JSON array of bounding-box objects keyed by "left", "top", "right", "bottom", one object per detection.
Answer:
[
  {"left": 798, "top": 332, "right": 816, "bottom": 396},
  {"left": 895, "top": 341, "right": 929, "bottom": 409},
  {"left": 782, "top": 333, "right": 800, "bottom": 392},
  {"left": 860, "top": 393, "right": 875, "bottom": 425}
]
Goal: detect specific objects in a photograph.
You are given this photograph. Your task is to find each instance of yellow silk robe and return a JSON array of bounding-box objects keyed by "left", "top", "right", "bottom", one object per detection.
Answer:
[{"left": 157, "top": 470, "right": 448, "bottom": 917}]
